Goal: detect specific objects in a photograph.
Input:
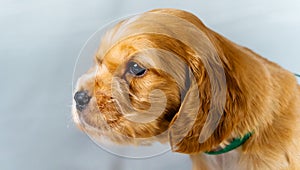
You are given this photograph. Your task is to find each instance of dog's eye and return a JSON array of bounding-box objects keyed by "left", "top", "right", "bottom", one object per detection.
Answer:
[{"left": 127, "top": 61, "right": 146, "bottom": 77}]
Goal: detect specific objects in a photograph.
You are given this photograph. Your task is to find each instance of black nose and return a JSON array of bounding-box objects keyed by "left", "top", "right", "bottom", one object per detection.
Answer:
[{"left": 74, "top": 90, "right": 91, "bottom": 111}]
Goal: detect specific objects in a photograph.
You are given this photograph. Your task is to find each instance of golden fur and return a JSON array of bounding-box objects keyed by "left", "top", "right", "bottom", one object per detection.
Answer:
[{"left": 72, "top": 9, "right": 300, "bottom": 169}]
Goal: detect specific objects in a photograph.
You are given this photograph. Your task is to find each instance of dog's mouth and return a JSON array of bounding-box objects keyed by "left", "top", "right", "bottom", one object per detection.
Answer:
[
  {"left": 72, "top": 96, "right": 107, "bottom": 131},
  {"left": 73, "top": 95, "right": 172, "bottom": 144},
  {"left": 75, "top": 105, "right": 172, "bottom": 158}
]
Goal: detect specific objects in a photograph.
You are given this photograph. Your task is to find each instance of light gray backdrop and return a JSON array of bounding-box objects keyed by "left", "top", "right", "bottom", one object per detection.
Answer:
[{"left": 1, "top": 0, "right": 299, "bottom": 170}]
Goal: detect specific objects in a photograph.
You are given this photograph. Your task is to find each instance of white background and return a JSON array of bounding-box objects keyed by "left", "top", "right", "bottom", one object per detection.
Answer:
[{"left": 0, "top": 0, "right": 299, "bottom": 170}]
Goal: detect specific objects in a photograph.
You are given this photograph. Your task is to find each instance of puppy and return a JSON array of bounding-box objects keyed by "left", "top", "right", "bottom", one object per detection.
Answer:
[{"left": 72, "top": 9, "right": 300, "bottom": 169}]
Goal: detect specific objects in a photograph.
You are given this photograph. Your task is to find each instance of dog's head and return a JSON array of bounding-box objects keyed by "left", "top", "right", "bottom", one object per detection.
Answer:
[{"left": 72, "top": 9, "right": 254, "bottom": 154}]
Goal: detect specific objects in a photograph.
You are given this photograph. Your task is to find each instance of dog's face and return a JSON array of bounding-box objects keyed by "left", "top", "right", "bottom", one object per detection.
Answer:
[
  {"left": 72, "top": 9, "right": 245, "bottom": 154},
  {"left": 73, "top": 34, "right": 187, "bottom": 144}
]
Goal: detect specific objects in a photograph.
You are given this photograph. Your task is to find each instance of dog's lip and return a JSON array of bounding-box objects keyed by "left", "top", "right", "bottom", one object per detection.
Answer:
[
  {"left": 72, "top": 110, "right": 86, "bottom": 131},
  {"left": 76, "top": 116, "right": 105, "bottom": 134},
  {"left": 76, "top": 104, "right": 87, "bottom": 112}
]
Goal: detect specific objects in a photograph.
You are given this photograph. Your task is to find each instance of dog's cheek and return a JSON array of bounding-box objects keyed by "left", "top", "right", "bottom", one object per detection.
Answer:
[
  {"left": 95, "top": 92, "right": 121, "bottom": 123},
  {"left": 91, "top": 72, "right": 182, "bottom": 141},
  {"left": 132, "top": 73, "right": 181, "bottom": 107}
]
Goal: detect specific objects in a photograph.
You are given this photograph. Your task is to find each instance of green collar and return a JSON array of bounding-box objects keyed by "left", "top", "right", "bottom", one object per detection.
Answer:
[{"left": 205, "top": 132, "right": 253, "bottom": 155}]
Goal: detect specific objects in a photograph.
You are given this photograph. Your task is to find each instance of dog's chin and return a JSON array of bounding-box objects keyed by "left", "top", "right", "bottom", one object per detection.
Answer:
[{"left": 74, "top": 117, "right": 169, "bottom": 146}]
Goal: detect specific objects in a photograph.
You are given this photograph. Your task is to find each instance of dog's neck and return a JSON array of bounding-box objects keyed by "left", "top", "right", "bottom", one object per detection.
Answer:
[
  {"left": 190, "top": 149, "right": 241, "bottom": 170},
  {"left": 204, "top": 132, "right": 252, "bottom": 155}
]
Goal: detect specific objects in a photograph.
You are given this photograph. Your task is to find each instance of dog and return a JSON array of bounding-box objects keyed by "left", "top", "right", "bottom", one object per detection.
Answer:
[{"left": 72, "top": 8, "right": 300, "bottom": 169}]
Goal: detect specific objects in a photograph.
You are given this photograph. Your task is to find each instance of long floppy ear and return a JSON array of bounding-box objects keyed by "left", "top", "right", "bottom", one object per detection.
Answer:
[
  {"left": 166, "top": 30, "right": 235, "bottom": 154},
  {"left": 146, "top": 8, "right": 239, "bottom": 154},
  {"left": 168, "top": 67, "right": 201, "bottom": 152},
  {"left": 167, "top": 51, "right": 235, "bottom": 154}
]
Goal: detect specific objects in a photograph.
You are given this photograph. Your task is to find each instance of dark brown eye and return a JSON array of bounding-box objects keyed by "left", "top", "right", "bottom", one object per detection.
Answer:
[{"left": 127, "top": 61, "right": 146, "bottom": 77}]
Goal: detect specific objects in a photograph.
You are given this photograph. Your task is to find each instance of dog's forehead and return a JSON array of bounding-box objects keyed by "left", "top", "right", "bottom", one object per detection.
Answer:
[
  {"left": 95, "top": 10, "right": 210, "bottom": 61},
  {"left": 96, "top": 41, "right": 138, "bottom": 74},
  {"left": 95, "top": 15, "right": 142, "bottom": 62},
  {"left": 96, "top": 12, "right": 188, "bottom": 61},
  {"left": 94, "top": 10, "right": 215, "bottom": 77}
]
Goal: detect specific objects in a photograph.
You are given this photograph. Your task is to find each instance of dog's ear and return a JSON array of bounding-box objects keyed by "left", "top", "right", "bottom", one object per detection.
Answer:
[
  {"left": 168, "top": 69, "right": 201, "bottom": 153},
  {"left": 145, "top": 8, "right": 242, "bottom": 154},
  {"left": 168, "top": 49, "right": 232, "bottom": 154}
]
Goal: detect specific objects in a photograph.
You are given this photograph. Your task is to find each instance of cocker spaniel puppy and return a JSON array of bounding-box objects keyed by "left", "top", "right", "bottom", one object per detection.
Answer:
[{"left": 72, "top": 8, "right": 300, "bottom": 170}]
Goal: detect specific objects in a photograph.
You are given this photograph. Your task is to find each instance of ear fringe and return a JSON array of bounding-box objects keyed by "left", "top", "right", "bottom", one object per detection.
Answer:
[{"left": 168, "top": 73, "right": 200, "bottom": 152}]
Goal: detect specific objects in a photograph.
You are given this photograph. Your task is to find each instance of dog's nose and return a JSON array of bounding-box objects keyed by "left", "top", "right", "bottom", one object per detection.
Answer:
[{"left": 74, "top": 90, "right": 91, "bottom": 111}]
